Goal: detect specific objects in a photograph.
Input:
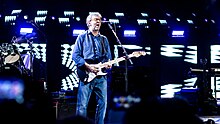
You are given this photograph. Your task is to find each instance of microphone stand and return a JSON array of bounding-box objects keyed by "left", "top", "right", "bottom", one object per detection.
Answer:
[
  {"left": 108, "top": 23, "right": 133, "bottom": 94},
  {"left": 26, "top": 38, "right": 34, "bottom": 78},
  {"left": 28, "top": 20, "right": 48, "bottom": 81}
]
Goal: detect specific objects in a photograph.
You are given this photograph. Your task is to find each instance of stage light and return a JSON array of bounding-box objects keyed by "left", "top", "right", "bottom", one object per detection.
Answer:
[
  {"left": 61, "top": 44, "right": 79, "bottom": 90},
  {"left": 34, "top": 16, "right": 46, "bottom": 22},
  {"left": 187, "top": 20, "right": 193, "bottom": 24},
  {"left": 58, "top": 17, "right": 69, "bottom": 23},
  {"left": 137, "top": 19, "right": 147, "bottom": 25},
  {"left": 176, "top": 18, "right": 180, "bottom": 21},
  {"left": 73, "top": 29, "right": 85, "bottom": 36},
  {"left": 58, "top": 18, "right": 70, "bottom": 27},
  {"left": 11, "top": 9, "right": 22, "bottom": 15},
  {"left": 108, "top": 19, "right": 119, "bottom": 24},
  {"left": 51, "top": 16, "right": 56, "bottom": 20},
  {"left": 172, "top": 30, "right": 184, "bottom": 37},
  {"left": 159, "top": 19, "right": 167, "bottom": 25},
  {"left": 145, "top": 26, "right": 149, "bottom": 28},
  {"left": 141, "top": 13, "right": 148, "bottom": 17},
  {"left": 64, "top": 11, "right": 74, "bottom": 16},
  {"left": 5, "top": 16, "right": 16, "bottom": 22},
  {"left": 211, "top": 20, "right": 215, "bottom": 23},
  {"left": 124, "top": 30, "right": 136, "bottom": 37},
  {"left": 161, "top": 45, "right": 185, "bottom": 57},
  {"left": 37, "top": 10, "right": 48, "bottom": 16},
  {"left": 23, "top": 15, "right": 28, "bottom": 20},
  {"left": 116, "top": 45, "right": 142, "bottom": 50},
  {"left": 192, "top": 13, "right": 196, "bottom": 16},
  {"left": 115, "top": 12, "right": 124, "bottom": 17},
  {"left": 211, "top": 45, "right": 220, "bottom": 63},
  {"left": 75, "top": 17, "right": 80, "bottom": 21},
  {"left": 34, "top": 16, "right": 46, "bottom": 26},
  {"left": 20, "top": 28, "right": 33, "bottom": 35},
  {"left": 166, "top": 13, "right": 171, "bottom": 17}
]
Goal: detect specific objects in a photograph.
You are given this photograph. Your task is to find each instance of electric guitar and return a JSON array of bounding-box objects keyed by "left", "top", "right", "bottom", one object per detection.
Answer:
[{"left": 77, "top": 51, "right": 147, "bottom": 83}]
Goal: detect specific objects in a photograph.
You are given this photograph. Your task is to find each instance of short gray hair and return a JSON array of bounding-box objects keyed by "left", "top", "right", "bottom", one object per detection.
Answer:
[{"left": 86, "top": 12, "right": 102, "bottom": 27}]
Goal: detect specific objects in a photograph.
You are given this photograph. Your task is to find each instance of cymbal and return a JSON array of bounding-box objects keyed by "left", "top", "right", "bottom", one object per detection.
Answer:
[{"left": 5, "top": 54, "right": 20, "bottom": 64}]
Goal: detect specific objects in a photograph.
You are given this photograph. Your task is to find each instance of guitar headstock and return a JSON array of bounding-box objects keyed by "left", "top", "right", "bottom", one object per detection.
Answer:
[{"left": 132, "top": 51, "right": 147, "bottom": 57}]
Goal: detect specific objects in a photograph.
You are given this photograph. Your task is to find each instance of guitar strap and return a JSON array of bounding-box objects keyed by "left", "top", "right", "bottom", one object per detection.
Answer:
[
  {"left": 91, "top": 34, "right": 96, "bottom": 57},
  {"left": 101, "top": 37, "right": 106, "bottom": 54}
]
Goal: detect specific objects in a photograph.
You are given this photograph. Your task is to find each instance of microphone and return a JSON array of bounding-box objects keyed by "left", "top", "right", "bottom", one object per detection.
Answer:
[{"left": 101, "top": 21, "right": 111, "bottom": 23}]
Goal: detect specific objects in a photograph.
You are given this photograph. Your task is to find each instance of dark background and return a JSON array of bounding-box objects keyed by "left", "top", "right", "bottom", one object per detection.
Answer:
[{"left": 0, "top": 0, "right": 220, "bottom": 97}]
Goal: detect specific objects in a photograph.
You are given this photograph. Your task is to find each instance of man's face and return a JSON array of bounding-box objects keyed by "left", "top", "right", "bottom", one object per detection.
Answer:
[{"left": 90, "top": 16, "right": 101, "bottom": 31}]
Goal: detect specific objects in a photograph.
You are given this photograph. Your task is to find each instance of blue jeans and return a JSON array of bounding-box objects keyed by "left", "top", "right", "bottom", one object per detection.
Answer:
[{"left": 76, "top": 76, "right": 107, "bottom": 124}]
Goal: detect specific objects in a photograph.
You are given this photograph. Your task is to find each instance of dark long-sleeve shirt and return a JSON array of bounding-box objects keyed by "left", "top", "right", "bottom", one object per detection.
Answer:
[{"left": 72, "top": 30, "right": 112, "bottom": 67}]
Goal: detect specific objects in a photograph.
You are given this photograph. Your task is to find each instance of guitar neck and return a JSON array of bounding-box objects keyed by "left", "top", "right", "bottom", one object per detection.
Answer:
[
  {"left": 109, "top": 56, "right": 127, "bottom": 65},
  {"left": 100, "top": 55, "right": 133, "bottom": 68},
  {"left": 98, "top": 51, "right": 146, "bottom": 69}
]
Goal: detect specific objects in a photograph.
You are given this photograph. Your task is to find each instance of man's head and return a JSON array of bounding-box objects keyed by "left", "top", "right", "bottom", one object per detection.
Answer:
[{"left": 86, "top": 12, "right": 102, "bottom": 31}]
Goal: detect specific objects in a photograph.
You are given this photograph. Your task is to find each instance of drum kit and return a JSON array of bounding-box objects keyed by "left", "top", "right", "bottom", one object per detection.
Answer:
[{"left": 0, "top": 35, "right": 35, "bottom": 78}]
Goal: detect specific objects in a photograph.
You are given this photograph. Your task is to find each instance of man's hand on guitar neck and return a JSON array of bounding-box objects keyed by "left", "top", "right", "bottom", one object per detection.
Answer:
[
  {"left": 103, "top": 59, "right": 112, "bottom": 70},
  {"left": 85, "top": 62, "right": 99, "bottom": 74}
]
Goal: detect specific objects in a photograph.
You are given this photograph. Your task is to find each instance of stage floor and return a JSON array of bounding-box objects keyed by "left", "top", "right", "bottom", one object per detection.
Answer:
[{"left": 54, "top": 92, "right": 220, "bottom": 124}]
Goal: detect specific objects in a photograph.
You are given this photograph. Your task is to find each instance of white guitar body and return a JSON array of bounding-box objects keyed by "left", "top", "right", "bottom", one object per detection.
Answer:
[{"left": 86, "top": 65, "right": 108, "bottom": 82}]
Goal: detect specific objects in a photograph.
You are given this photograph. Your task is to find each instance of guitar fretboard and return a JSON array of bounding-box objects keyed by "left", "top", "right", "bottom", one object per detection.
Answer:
[{"left": 99, "top": 51, "right": 145, "bottom": 68}]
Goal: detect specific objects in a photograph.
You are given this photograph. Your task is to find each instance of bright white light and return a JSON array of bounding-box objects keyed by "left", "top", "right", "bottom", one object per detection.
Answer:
[
  {"left": 73, "top": 29, "right": 85, "bottom": 36},
  {"left": 141, "top": 13, "right": 148, "bottom": 17},
  {"left": 172, "top": 30, "right": 184, "bottom": 37},
  {"left": 11, "top": 9, "right": 22, "bottom": 14},
  {"left": 187, "top": 20, "right": 193, "bottom": 24},
  {"left": 117, "top": 45, "right": 142, "bottom": 50},
  {"left": 34, "top": 16, "right": 46, "bottom": 23},
  {"left": 64, "top": 11, "right": 74, "bottom": 16},
  {"left": 211, "top": 20, "right": 215, "bottom": 23},
  {"left": 51, "top": 16, "right": 55, "bottom": 20},
  {"left": 58, "top": 18, "right": 69, "bottom": 23},
  {"left": 20, "top": 28, "right": 33, "bottom": 35},
  {"left": 124, "top": 30, "right": 136, "bottom": 37},
  {"left": 109, "top": 19, "right": 119, "bottom": 24},
  {"left": 23, "top": 15, "right": 28, "bottom": 20},
  {"left": 159, "top": 20, "right": 167, "bottom": 24},
  {"left": 37, "top": 10, "right": 48, "bottom": 16},
  {"left": 211, "top": 45, "right": 220, "bottom": 63},
  {"left": 161, "top": 45, "right": 184, "bottom": 57},
  {"left": 5, "top": 16, "right": 16, "bottom": 22},
  {"left": 137, "top": 19, "right": 147, "bottom": 25},
  {"left": 75, "top": 17, "right": 80, "bottom": 21},
  {"left": 166, "top": 13, "right": 171, "bottom": 17},
  {"left": 115, "top": 12, "right": 124, "bottom": 17}
]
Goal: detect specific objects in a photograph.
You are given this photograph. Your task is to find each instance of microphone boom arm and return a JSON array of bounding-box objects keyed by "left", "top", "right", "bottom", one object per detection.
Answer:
[{"left": 108, "top": 23, "right": 133, "bottom": 65}]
